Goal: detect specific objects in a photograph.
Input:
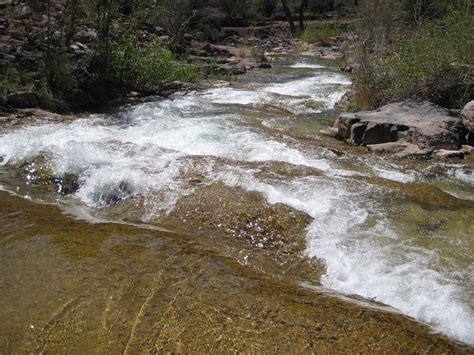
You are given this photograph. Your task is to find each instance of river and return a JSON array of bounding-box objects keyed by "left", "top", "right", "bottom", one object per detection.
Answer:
[{"left": 0, "top": 56, "right": 473, "bottom": 351}]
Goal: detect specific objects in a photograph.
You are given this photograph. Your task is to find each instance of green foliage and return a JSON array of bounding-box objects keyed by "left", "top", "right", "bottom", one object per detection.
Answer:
[
  {"left": 299, "top": 24, "right": 342, "bottom": 45},
  {"left": 0, "top": 61, "right": 20, "bottom": 97},
  {"left": 111, "top": 36, "right": 200, "bottom": 91},
  {"left": 353, "top": 0, "right": 473, "bottom": 109},
  {"left": 402, "top": 0, "right": 459, "bottom": 23},
  {"left": 45, "top": 54, "right": 75, "bottom": 94}
]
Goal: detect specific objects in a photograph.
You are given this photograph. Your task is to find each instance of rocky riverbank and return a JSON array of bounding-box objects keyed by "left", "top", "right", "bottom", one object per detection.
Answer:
[
  {"left": 322, "top": 100, "right": 474, "bottom": 160},
  {"left": 1, "top": 2, "right": 353, "bottom": 116}
]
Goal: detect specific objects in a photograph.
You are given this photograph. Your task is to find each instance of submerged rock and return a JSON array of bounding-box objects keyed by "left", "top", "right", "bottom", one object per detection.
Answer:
[
  {"left": 1, "top": 191, "right": 472, "bottom": 353},
  {"left": 161, "top": 182, "right": 322, "bottom": 282},
  {"left": 14, "top": 155, "right": 80, "bottom": 196}
]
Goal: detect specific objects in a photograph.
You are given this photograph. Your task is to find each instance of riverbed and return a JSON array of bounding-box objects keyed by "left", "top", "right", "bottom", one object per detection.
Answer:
[{"left": 0, "top": 56, "right": 473, "bottom": 352}]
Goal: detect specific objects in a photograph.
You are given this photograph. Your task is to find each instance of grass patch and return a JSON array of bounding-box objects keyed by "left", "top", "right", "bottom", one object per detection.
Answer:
[
  {"left": 232, "top": 46, "right": 265, "bottom": 60},
  {"left": 300, "top": 24, "right": 343, "bottom": 46}
]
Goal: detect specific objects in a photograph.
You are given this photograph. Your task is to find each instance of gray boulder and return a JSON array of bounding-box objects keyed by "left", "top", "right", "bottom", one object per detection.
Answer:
[
  {"left": 461, "top": 100, "right": 474, "bottom": 144},
  {"left": 334, "top": 101, "right": 464, "bottom": 150}
]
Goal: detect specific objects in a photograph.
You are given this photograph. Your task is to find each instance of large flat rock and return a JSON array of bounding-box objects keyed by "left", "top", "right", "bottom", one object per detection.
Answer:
[{"left": 334, "top": 101, "right": 465, "bottom": 149}]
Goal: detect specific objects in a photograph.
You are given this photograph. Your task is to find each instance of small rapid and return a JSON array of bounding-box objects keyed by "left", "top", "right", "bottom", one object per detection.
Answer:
[{"left": 0, "top": 56, "right": 473, "bottom": 345}]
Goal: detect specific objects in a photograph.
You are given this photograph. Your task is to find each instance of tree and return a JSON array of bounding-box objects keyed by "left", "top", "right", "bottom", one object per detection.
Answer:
[
  {"left": 298, "top": 0, "right": 309, "bottom": 32},
  {"left": 281, "top": 0, "right": 296, "bottom": 35}
]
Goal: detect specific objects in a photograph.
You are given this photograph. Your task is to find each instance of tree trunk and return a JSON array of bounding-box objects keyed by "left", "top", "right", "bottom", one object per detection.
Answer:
[
  {"left": 298, "top": 0, "right": 309, "bottom": 33},
  {"left": 27, "top": 0, "right": 42, "bottom": 11},
  {"left": 281, "top": 0, "right": 296, "bottom": 36}
]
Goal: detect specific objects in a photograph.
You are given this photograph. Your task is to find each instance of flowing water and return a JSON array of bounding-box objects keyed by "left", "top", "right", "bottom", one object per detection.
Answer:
[{"left": 0, "top": 56, "right": 473, "bottom": 351}]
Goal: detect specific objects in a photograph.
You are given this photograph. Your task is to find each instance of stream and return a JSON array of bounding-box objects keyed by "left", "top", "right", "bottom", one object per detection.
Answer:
[{"left": 0, "top": 56, "right": 473, "bottom": 350}]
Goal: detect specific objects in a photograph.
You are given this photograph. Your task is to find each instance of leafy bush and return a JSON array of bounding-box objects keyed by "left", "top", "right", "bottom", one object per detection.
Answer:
[
  {"left": 111, "top": 37, "right": 200, "bottom": 91},
  {"left": 353, "top": 1, "right": 473, "bottom": 109}
]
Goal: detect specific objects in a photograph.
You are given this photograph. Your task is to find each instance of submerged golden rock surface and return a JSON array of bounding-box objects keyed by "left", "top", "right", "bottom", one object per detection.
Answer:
[{"left": 0, "top": 191, "right": 471, "bottom": 353}]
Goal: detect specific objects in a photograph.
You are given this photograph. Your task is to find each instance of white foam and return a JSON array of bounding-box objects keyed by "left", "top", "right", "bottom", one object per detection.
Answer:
[
  {"left": 215, "top": 169, "right": 474, "bottom": 346},
  {"left": 290, "top": 62, "right": 326, "bottom": 69},
  {"left": 307, "top": 215, "right": 474, "bottom": 345}
]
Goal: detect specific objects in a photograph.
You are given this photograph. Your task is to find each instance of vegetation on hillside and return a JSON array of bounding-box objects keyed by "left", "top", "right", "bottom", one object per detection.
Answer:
[
  {"left": 351, "top": 0, "right": 473, "bottom": 110},
  {"left": 1, "top": 0, "right": 472, "bottom": 112}
]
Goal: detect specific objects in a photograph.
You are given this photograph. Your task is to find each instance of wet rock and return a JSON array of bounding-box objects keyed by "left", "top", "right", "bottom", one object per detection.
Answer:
[
  {"left": 319, "top": 127, "right": 338, "bottom": 138},
  {"left": 51, "top": 173, "right": 80, "bottom": 195},
  {"left": 367, "top": 141, "right": 427, "bottom": 159},
  {"left": 162, "top": 182, "right": 322, "bottom": 281},
  {"left": 258, "top": 63, "right": 272, "bottom": 69},
  {"left": 6, "top": 91, "right": 40, "bottom": 108}
]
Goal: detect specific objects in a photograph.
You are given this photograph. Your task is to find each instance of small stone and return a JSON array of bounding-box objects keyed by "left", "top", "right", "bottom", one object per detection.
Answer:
[
  {"left": 0, "top": 52, "right": 15, "bottom": 61},
  {"left": 320, "top": 127, "right": 338, "bottom": 138},
  {"left": 460, "top": 145, "right": 473, "bottom": 155},
  {"left": 433, "top": 149, "right": 465, "bottom": 159}
]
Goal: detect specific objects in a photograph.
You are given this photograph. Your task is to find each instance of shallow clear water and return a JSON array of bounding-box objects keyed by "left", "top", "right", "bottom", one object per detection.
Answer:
[{"left": 0, "top": 56, "right": 473, "bottom": 346}]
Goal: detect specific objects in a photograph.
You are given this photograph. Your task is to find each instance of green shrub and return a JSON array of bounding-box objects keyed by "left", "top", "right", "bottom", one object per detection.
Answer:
[
  {"left": 0, "top": 61, "right": 20, "bottom": 97},
  {"left": 353, "top": 1, "right": 473, "bottom": 109},
  {"left": 111, "top": 36, "right": 200, "bottom": 91}
]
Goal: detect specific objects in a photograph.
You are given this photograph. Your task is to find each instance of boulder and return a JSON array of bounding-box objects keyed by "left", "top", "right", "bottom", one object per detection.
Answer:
[
  {"left": 461, "top": 100, "right": 474, "bottom": 134},
  {"left": 334, "top": 101, "right": 464, "bottom": 149},
  {"left": 6, "top": 91, "right": 40, "bottom": 108},
  {"left": 258, "top": 63, "right": 272, "bottom": 69}
]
